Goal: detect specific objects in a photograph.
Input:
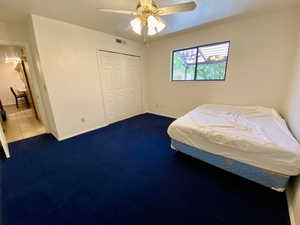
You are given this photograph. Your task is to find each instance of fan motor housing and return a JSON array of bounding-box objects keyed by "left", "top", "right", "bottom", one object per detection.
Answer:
[{"left": 136, "top": 1, "right": 158, "bottom": 14}]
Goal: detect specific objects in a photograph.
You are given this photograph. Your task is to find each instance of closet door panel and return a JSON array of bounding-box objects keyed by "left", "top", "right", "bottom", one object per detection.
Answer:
[
  {"left": 99, "top": 52, "right": 122, "bottom": 123},
  {"left": 101, "top": 53, "right": 122, "bottom": 91},
  {"left": 123, "top": 55, "right": 142, "bottom": 116},
  {"left": 117, "top": 89, "right": 128, "bottom": 120},
  {"left": 127, "top": 89, "right": 140, "bottom": 116},
  {"left": 103, "top": 91, "right": 119, "bottom": 123},
  {"left": 98, "top": 52, "right": 142, "bottom": 124}
]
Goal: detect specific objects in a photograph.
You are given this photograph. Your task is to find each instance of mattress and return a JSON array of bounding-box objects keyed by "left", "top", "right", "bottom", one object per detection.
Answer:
[{"left": 167, "top": 104, "right": 300, "bottom": 176}]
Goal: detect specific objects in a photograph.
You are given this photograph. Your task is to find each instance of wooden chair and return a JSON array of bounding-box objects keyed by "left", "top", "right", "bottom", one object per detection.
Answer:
[{"left": 10, "top": 87, "right": 29, "bottom": 108}]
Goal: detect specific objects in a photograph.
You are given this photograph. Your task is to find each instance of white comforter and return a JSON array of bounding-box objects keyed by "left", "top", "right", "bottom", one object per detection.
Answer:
[{"left": 167, "top": 104, "right": 300, "bottom": 176}]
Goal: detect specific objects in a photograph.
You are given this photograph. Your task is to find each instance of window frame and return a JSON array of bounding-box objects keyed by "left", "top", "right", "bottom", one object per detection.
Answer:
[{"left": 170, "top": 40, "right": 230, "bottom": 82}]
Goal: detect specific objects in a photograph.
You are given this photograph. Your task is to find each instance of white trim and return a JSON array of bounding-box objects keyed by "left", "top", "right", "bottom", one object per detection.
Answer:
[
  {"left": 0, "top": 123, "right": 10, "bottom": 158},
  {"left": 56, "top": 124, "right": 108, "bottom": 141},
  {"left": 50, "top": 131, "right": 60, "bottom": 141},
  {"left": 0, "top": 40, "right": 26, "bottom": 46},
  {"left": 286, "top": 188, "right": 296, "bottom": 225}
]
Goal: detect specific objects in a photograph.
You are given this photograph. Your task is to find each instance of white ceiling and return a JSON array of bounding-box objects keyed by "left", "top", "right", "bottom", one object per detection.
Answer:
[{"left": 0, "top": 0, "right": 299, "bottom": 42}]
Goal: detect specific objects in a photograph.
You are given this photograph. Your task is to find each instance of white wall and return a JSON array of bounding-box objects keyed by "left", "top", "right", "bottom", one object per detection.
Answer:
[
  {"left": 283, "top": 11, "right": 300, "bottom": 225},
  {"left": 145, "top": 9, "right": 298, "bottom": 118},
  {"left": 30, "top": 15, "right": 145, "bottom": 140},
  {"left": 26, "top": 17, "right": 59, "bottom": 136},
  {"left": 0, "top": 61, "right": 24, "bottom": 105},
  {"left": 0, "top": 21, "right": 28, "bottom": 43},
  {"left": 0, "top": 46, "right": 25, "bottom": 105}
]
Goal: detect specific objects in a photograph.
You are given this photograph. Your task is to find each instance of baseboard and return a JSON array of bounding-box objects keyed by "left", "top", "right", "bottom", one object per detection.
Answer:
[
  {"left": 53, "top": 111, "right": 174, "bottom": 141},
  {"left": 50, "top": 131, "right": 60, "bottom": 141},
  {"left": 54, "top": 112, "right": 150, "bottom": 141},
  {"left": 286, "top": 188, "right": 296, "bottom": 225},
  {"left": 56, "top": 124, "right": 108, "bottom": 141},
  {"left": 147, "top": 111, "right": 177, "bottom": 119},
  {"left": 3, "top": 104, "right": 15, "bottom": 107}
]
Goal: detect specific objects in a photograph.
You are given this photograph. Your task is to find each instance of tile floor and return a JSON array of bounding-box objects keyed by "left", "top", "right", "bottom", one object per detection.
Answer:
[
  {"left": 2, "top": 106, "right": 46, "bottom": 143},
  {"left": 3, "top": 104, "right": 29, "bottom": 114}
]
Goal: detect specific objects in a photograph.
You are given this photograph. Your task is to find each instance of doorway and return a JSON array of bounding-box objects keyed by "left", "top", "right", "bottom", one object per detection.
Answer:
[{"left": 0, "top": 44, "right": 46, "bottom": 143}]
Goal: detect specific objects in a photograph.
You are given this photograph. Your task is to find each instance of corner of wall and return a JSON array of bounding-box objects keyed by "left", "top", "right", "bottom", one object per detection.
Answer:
[
  {"left": 143, "top": 44, "right": 150, "bottom": 113},
  {"left": 27, "top": 15, "right": 59, "bottom": 137}
]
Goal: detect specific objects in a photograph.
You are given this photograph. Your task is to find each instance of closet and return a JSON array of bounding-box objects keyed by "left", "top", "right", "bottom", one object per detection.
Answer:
[{"left": 97, "top": 51, "right": 143, "bottom": 124}]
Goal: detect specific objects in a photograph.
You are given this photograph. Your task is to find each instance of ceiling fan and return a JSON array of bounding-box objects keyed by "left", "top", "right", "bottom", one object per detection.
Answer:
[{"left": 98, "top": 0, "right": 197, "bottom": 37}]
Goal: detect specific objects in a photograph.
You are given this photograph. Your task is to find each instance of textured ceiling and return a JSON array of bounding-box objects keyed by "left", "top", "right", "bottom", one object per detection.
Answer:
[{"left": 0, "top": 0, "right": 299, "bottom": 42}]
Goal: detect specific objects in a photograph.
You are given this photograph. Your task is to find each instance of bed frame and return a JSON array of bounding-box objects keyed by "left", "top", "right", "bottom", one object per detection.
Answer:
[{"left": 171, "top": 139, "right": 290, "bottom": 192}]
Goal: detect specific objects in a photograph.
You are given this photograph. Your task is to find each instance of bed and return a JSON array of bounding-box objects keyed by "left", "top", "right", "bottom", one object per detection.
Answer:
[{"left": 167, "top": 104, "right": 300, "bottom": 191}]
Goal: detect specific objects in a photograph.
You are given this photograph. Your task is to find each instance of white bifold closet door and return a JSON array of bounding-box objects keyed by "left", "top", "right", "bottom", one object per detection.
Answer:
[{"left": 97, "top": 51, "right": 142, "bottom": 124}]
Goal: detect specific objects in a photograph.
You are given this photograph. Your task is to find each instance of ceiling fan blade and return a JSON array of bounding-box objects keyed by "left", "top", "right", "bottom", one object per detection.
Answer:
[
  {"left": 156, "top": 2, "right": 197, "bottom": 16},
  {"left": 98, "top": 9, "right": 137, "bottom": 15}
]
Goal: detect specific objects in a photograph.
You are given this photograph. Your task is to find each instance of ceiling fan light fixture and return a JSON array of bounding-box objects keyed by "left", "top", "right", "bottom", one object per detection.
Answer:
[
  {"left": 147, "top": 15, "right": 166, "bottom": 35},
  {"left": 147, "top": 25, "right": 157, "bottom": 36},
  {"left": 155, "top": 18, "right": 166, "bottom": 33},
  {"left": 130, "top": 17, "right": 142, "bottom": 35}
]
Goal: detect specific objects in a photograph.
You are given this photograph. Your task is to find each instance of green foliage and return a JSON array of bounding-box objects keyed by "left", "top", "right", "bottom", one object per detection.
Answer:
[
  {"left": 196, "top": 62, "right": 226, "bottom": 80},
  {"left": 173, "top": 54, "right": 195, "bottom": 80},
  {"left": 173, "top": 54, "right": 185, "bottom": 72},
  {"left": 173, "top": 54, "right": 226, "bottom": 80}
]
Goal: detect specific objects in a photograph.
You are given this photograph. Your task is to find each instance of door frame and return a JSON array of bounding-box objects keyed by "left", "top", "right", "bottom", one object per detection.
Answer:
[
  {"left": 20, "top": 59, "right": 39, "bottom": 119},
  {"left": 0, "top": 122, "right": 10, "bottom": 158},
  {"left": 0, "top": 39, "right": 50, "bottom": 132}
]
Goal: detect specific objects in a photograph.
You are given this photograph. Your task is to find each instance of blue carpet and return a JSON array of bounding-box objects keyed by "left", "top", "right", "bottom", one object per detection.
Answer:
[{"left": 0, "top": 113, "right": 290, "bottom": 225}]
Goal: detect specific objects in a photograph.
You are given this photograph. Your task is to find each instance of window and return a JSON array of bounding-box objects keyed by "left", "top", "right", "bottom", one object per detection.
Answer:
[{"left": 171, "top": 41, "right": 230, "bottom": 81}]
